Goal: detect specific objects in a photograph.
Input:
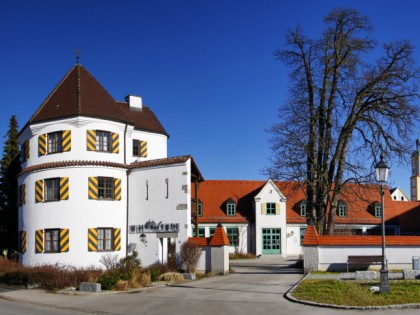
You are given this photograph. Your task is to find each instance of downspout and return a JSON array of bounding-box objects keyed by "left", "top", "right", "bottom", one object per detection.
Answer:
[{"left": 124, "top": 123, "right": 130, "bottom": 257}]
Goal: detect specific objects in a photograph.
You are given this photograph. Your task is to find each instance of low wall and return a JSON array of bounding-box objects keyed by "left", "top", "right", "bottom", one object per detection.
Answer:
[
  {"left": 302, "top": 226, "right": 420, "bottom": 272},
  {"left": 195, "top": 245, "right": 229, "bottom": 274},
  {"left": 304, "top": 245, "right": 420, "bottom": 272}
]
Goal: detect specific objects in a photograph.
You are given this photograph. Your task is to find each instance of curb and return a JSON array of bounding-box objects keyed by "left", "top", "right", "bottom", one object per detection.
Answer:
[
  {"left": 0, "top": 283, "right": 169, "bottom": 314},
  {"left": 284, "top": 274, "right": 420, "bottom": 310}
]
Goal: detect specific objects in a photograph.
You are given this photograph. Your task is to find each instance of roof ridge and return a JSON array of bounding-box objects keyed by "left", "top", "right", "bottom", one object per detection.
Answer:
[
  {"left": 77, "top": 64, "right": 81, "bottom": 114},
  {"left": 27, "top": 65, "right": 77, "bottom": 124}
]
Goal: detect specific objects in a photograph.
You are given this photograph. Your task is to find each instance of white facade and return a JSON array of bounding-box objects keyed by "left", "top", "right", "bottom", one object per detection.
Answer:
[
  {"left": 254, "top": 180, "right": 288, "bottom": 256},
  {"left": 128, "top": 161, "right": 194, "bottom": 267}
]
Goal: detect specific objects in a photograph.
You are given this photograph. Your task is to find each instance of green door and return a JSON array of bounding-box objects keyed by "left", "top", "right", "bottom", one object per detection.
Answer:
[{"left": 262, "top": 228, "right": 281, "bottom": 254}]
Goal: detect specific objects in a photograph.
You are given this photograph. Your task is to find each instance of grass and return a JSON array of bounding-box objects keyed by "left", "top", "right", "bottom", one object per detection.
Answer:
[{"left": 292, "top": 279, "right": 420, "bottom": 306}]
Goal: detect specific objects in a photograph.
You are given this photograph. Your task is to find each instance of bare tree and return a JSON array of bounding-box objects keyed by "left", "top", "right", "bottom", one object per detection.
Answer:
[{"left": 265, "top": 8, "right": 419, "bottom": 234}]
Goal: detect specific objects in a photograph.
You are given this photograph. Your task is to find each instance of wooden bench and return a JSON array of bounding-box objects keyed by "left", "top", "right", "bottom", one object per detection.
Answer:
[{"left": 347, "top": 255, "right": 382, "bottom": 272}]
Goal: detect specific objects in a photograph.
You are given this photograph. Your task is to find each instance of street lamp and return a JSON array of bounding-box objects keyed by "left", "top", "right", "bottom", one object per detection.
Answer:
[{"left": 375, "top": 154, "right": 390, "bottom": 294}]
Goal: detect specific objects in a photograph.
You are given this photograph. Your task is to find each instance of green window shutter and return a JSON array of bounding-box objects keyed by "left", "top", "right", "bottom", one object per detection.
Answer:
[
  {"left": 35, "top": 229, "right": 44, "bottom": 253},
  {"left": 140, "top": 141, "right": 147, "bottom": 157},
  {"left": 88, "top": 177, "right": 98, "bottom": 199},
  {"left": 275, "top": 203, "right": 280, "bottom": 215},
  {"left": 261, "top": 203, "right": 267, "bottom": 214},
  {"left": 25, "top": 140, "right": 30, "bottom": 160},
  {"left": 60, "top": 228, "right": 69, "bottom": 252},
  {"left": 88, "top": 228, "right": 98, "bottom": 252},
  {"left": 86, "top": 130, "right": 96, "bottom": 151},
  {"left": 35, "top": 180, "right": 43, "bottom": 203},
  {"left": 113, "top": 228, "right": 121, "bottom": 251},
  {"left": 38, "top": 134, "right": 46, "bottom": 156},
  {"left": 62, "top": 130, "right": 71, "bottom": 152},
  {"left": 111, "top": 132, "right": 119, "bottom": 153},
  {"left": 114, "top": 178, "right": 121, "bottom": 201},
  {"left": 60, "top": 177, "right": 69, "bottom": 200},
  {"left": 20, "top": 231, "right": 26, "bottom": 253}
]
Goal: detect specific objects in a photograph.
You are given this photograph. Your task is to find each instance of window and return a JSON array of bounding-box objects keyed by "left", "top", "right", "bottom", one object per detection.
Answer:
[
  {"left": 227, "top": 199, "right": 236, "bottom": 216},
  {"left": 47, "top": 132, "right": 62, "bottom": 154},
  {"left": 226, "top": 227, "right": 238, "bottom": 247},
  {"left": 300, "top": 228, "right": 307, "bottom": 245},
  {"left": 133, "top": 139, "right": 147, "bottom": 157},
  {"left": 266, "top": 203, "right": 276, "bottom": 215},
  {"left": 300, "top": 200, "right": 307, "bottom": 217},
  {"left": 44, "top": 229, "right": 60, "bottom": 253},
  {"left": 197, "top": 202, "right": 203, "bottom": 216},
  {"left": 96, "top": 131, "right": 112, "bottom": 152},
  {"left": 98, "top": 177, "right": 114, "bottom": 199},
  {"left": 44, "top": 178, "right": 60, "bottom": 201},
  {"left": 337, "top": 200, "right": 347, "bottom": 217},
  {"left": 97, "top": 228, "right": 113, "bottom": 251},
  {"left": 374, "top": 203, "right": 383, "bottom": 218},
  {"left": 133, "top": 139, "right": 139, "bottom": 156},
  {"left": 21, "top": 140, "right": 29, "bottom": 161},
  {"left": 192, "top": 227, "right": 205, "bottom": 237}
]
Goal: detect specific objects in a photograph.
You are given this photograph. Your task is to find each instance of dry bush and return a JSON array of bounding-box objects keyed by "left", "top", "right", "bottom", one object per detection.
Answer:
[
  {"left": 180, "top": 241, "right": 202, "bottom": 274},
  {"left": 99, "top": 254, "right": 119, "bottom": 270},
  {"left": 114, "top": 280, "right": 130, "bottom": 291},
  {"left": 139, "top": 271, "right": 151, "bottom": 287},
  {"left": 158, "top": 272, "right": 185, "bottom": 284},
  {"left": 0, "top": 256, "right": 22, "bottom": 276}
]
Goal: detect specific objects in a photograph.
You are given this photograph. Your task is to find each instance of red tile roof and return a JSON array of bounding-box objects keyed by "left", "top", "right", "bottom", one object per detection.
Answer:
[
  {"left": 303, "top": 225, "right": 420, "bottom": 246},
  {"left": 22, "top": 65, "right": 168, "bottom": 137},
  {"left": 18, "top": 155, "right": 201, "bottom": 177},
  {"left": 196, "top": 180, "right": 420, "bottom": 232},
  {"left": 194, "top": 180, "right": 266, "bottom": 224},
  {"left": 209, "top": 224, "right": 230, "bottom": 246},
  {"left": 188, "top": 237, "right": 210, "bottom": 246}
]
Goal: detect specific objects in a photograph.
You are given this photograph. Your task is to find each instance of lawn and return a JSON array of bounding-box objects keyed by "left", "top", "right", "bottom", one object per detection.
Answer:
[{"left": 292, "top": 279, "right": 420, "bottom": 306}]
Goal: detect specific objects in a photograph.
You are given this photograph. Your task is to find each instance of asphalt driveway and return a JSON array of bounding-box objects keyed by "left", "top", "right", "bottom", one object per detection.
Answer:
[{"left": 1, "top": 256, "right": 419, "bottom": 314}]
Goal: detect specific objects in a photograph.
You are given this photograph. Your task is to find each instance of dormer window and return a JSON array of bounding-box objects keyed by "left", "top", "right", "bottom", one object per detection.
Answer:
[
  {"left": 337, "top": 200, "right": 347, "bottom": 217},
  {"left": 197, "top": 201, "right": 203, "bottom": 216},
  {"left": 226, "top": 199, "right": 236, "bottom": 216},
  {"left": 300, "top": 200, "right": 307, "bottom": 217},
  {"left": 373, "top": 202, "right": 382, "bottom": 218}
]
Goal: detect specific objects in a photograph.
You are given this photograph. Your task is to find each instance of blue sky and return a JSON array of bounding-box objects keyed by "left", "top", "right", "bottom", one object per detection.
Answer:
[{"left": 1, "top": 0, "right": 419, "bottom": 195}]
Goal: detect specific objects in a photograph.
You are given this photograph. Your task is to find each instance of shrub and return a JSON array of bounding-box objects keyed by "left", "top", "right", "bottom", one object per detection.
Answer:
[
  {"left": 180, "top": 240, "right": 202, "bottom": 274},
  {"left": 99, "top": 271, "right": 120, "bottom": 290},
  {"left": 0, "top": 271, "right": 29, "bottom": 286}
]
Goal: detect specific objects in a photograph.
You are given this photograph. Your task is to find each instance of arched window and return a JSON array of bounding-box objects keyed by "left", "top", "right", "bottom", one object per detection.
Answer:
[{"left": 337, "top": 200, "right": 347, "bottom": 217}]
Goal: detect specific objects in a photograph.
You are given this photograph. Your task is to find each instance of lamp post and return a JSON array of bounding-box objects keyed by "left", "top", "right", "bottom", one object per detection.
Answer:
[{"left": 375, "top": 154, "right": 390, "bottom": 294}]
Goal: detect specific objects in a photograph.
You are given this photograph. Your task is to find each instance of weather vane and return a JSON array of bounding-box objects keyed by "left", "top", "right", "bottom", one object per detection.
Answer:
[{"left": 75, "top": 48, "right": 81, "bottom": 65}]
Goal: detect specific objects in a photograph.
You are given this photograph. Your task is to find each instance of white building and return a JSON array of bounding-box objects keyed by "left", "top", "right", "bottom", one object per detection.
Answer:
[
  {"left": 17, "top": 63, "right": 420, "bottom": 269},
  {"left": 18, "top": 64, "right": 203, "bottom": 268}
]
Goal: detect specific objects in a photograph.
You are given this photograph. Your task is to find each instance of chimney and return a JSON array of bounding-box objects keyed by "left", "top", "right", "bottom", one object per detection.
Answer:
[{"left": 126, "top": 95, "right": 142, "bottom": 110}]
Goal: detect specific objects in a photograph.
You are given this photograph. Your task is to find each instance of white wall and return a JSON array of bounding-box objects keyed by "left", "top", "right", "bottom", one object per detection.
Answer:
[
  {"left": 19, "top": 117, "right": 168, "bottom": 168},
  {"left": 286, "top": 225, "right": 307, "bottom": 257},
  {"left": 254, "top": 180, "right": 287, "bottom": 256},
  {"left": 128, "top": 160, "right": 192, "bottom": 267},
  {"left": 19, "top": 166, "right": 127, "bottom": 268},
  {"left": 317, "top": 245, "right": 420, "bottom": 271}
]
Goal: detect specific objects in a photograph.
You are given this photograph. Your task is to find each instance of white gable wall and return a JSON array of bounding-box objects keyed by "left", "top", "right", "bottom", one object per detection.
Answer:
[{"left": 254, "top": 180, "right": 287, "bottom": 256}]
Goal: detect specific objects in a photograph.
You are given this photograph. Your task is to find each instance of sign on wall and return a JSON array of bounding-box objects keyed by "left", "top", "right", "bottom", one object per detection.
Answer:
[{"left": 129, "top": 220, "right": 179, "bottom": 234}]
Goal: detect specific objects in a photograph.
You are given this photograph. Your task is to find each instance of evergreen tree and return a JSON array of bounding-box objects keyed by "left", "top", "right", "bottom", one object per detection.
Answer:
[{"left": 0, "top": 115, "right": 21, "bottom": 252}]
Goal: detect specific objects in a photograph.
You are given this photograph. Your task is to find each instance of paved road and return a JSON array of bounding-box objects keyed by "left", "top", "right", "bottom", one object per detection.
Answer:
[{"left": 1, "top": 256, "right": 419, "bottom": 314}]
